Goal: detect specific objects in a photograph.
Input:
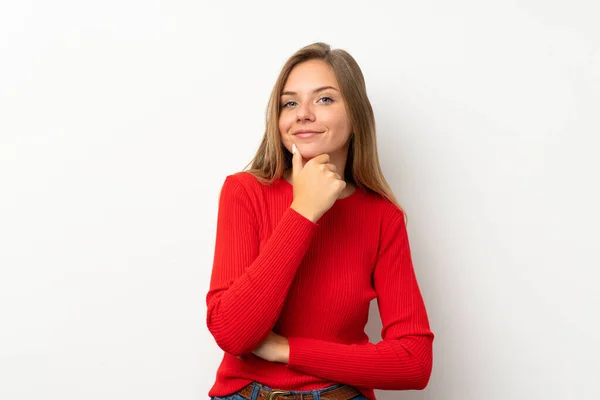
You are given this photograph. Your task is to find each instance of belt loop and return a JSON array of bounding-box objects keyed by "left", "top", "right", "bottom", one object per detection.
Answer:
[{"left": 250, "top": 382, "right": 260, "bottom": 400}]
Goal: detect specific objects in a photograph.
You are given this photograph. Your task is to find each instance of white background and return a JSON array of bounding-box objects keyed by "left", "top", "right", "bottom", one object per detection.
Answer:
[{"left": 1, "top": 1, "right": 599, "bottom": 399}]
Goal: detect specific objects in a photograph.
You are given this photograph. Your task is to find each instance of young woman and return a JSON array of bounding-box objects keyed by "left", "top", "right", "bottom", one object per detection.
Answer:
[{"left": 206, "top": 42, "right": 434, "bottom": 400}]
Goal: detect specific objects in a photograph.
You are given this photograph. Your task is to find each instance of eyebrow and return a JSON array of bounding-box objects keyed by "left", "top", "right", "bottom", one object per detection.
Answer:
[{"left": 281, "top": 86, "right": 339, "bottom": 97}]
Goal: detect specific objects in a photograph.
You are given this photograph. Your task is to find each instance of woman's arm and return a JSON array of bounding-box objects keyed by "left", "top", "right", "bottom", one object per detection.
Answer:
[
  {"left": 284, "top": 210, "right": 434, "bottom": 390},
  {"left": 206, "top": 174, "right": 319, "bottom": 356}
]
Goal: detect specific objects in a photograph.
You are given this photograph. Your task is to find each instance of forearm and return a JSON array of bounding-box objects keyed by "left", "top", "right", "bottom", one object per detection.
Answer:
[
  {"left": 207, "top": 207, "right": 318, "bottom": 355},
  {"left": 285, "top": 334, "right": 433, "bottom": 390}
]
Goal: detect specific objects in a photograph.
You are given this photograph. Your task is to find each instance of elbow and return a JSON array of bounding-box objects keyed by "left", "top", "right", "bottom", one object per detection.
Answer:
[
  {"left": 207, "top": 325, "right": 236, "bottom": 356},
  {"left": 392, "top": 338, "right": 433, "bottom": 391},
  {"left": 411, "top": 350, "right": 433, "bottom": 390},
  {"left": 206, "top": 299, "right": 240, "bottom": 355},
  {"left": 388, "top": 359, "right": 432, "bottom": 391},
  {"left": 405, "top": 333, "right": 433, "bottom": 390},
  {"left": 207, "top": 318, "right": 250, "bottom": 357},
  {"left": 211, "top": 334, "right": 246, "bottom": 357},
  {"left": 206, "top": 311, "right": 262, "bottom": 356},
  {"left": 209, "top": 330, "right": 263, "bottom": 357},
  {"left": 412, "top": 362, "right": 432, "bottom": 390}
]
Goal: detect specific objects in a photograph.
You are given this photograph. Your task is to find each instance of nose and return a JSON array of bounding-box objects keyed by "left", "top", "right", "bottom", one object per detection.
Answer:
[{"left": 296, "top": 102, "right": 315, "bottom": 122}]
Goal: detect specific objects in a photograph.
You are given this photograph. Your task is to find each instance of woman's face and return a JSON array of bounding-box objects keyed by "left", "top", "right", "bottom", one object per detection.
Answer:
[{"left": 279, "top": 59, "right": 352, "bottom": 161}]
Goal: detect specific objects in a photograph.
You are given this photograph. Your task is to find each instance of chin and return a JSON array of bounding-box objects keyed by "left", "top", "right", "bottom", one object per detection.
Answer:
[{"left": 301, "top": 144, "right": 342, "bottom": 158}]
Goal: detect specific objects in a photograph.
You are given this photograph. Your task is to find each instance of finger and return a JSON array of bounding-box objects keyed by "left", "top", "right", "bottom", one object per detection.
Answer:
[
  {"left": 314, "top": 153, "right": 330, "bottom": 165},
  {"left": 291, "top": 141, "right": 304, "bottom": 181}
]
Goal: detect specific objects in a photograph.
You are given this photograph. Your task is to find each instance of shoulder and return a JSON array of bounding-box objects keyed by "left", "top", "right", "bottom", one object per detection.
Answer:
[
  {"left": 358, "top": 190, "right": 407, "bottom": 244},
  {"left": 360, "top": 188, "right": 405, "bottom": 222},
  {"left": 222, "top": 171, "right": 255, "bottom": 188},
  {"left": 223, "top": 171, "right": 269, "bottom": 191},
  {"left": 219, "top": 171, "right": 271, "bottom": 203}
]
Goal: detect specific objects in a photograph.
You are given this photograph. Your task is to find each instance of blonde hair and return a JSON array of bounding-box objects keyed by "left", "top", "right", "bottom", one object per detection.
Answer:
[{"left": 242, "top": 42, "right": 407, "bottom": 224}]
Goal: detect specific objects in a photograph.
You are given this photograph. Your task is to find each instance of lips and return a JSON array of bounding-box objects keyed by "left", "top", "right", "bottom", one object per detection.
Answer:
[
  {"left": 294, "top": 131, "right": 322, "bottom": 138},
  {"left": 293, "top": 130, "right": 324, "bottom": 137}
]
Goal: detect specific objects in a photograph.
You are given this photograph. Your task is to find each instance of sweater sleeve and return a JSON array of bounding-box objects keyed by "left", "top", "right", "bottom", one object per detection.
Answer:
[
  {"left": 206, "top": 175, "right": 319, "bottom": 356},
  {"left": 285, "top": 209, "right": 434, "bottom": 390}
]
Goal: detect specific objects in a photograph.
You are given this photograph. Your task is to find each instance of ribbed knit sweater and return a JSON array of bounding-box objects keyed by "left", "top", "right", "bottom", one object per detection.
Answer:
[{"left": 206, "top": 172, "right": 434, "bottom": 400}]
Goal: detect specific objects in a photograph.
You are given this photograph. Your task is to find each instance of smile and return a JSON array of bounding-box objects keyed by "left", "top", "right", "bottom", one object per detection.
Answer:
[{"left": 294, "top": 132, "right": 322, "bottom": 138}]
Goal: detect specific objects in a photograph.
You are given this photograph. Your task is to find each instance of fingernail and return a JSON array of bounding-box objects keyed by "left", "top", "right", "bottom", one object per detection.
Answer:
[{"left": 292, "top": 144, "right": 297, "bottom": 154}]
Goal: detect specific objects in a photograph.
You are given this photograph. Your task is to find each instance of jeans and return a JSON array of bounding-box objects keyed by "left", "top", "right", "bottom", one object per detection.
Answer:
[{"left": 210, "top": 382, "right": 368, "bottom": 400}]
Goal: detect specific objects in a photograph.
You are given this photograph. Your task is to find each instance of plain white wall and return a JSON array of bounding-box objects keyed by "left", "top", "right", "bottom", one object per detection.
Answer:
[{"left": 1, "top": 1, "right": 598, "bottom": 399}]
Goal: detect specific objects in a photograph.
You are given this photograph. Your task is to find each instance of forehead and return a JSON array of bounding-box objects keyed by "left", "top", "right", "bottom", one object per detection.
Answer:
[{"left": 282, "top": 60, "right": 339, "bottom": 92}]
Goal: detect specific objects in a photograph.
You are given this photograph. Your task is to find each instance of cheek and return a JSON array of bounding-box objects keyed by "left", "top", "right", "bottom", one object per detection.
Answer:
[
  {"left": 321, "top": 108, "right": 347, "bottom": 129},
  {"left": 279, "top": 115, "right": 292, "bottom": 135}
]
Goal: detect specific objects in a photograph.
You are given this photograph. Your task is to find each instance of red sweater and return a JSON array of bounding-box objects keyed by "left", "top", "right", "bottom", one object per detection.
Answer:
[{"left": 206, "top": 172, "right": 434, "bottom": 400}]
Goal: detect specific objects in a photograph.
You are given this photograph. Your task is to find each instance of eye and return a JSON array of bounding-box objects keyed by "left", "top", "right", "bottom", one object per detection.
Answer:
[{"left": 281, "top": 97, "right": 334, "bottom": 109}]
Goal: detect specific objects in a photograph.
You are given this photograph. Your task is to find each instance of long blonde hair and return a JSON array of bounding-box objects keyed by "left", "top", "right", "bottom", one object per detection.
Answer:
[{"left": 242, "top": 42, "right": 407, "bottom": 224}]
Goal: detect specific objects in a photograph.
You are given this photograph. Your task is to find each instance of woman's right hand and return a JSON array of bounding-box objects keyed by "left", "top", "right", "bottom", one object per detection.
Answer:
[{"left": 289, "top": 142, "right": 346, "bottom": 223}]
